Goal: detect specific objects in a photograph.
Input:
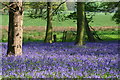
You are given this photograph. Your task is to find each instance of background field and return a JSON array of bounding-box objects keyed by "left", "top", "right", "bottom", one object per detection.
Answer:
[
  {"left": 1, "top": 12, "right": 119, "bottom": 42},
  {"left": 0, "top": 12, "right": 119, "bottom": 27}
]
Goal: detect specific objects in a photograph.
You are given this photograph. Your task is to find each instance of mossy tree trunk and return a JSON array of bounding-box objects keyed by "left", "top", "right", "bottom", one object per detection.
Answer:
[
  {"left": 7, "top": 1, "right": 23, "bottom": 56},
  {"left": 44, "top": 2, "right": 53, "bottom": 43},
  {"left": 75, "top": 2, "right": 85, "bottom": 45},
  {"left": 85, "top": 13, "right": 96, "bottom": 42}
]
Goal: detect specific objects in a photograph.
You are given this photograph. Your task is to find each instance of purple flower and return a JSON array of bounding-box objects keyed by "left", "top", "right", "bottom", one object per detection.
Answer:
[{"left": 1, "top": 41, "right": 119, "bottom": 78}]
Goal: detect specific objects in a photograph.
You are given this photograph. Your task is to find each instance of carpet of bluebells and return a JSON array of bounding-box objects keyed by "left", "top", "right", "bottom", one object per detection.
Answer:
[{"left": 0, "top": 41, "right": 119, "bottom": 78}]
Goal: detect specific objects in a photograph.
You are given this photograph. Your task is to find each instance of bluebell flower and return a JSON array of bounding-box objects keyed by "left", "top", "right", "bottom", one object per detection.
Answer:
[{"left": 1, "top": 41, "right": 119, "bottom": 78}]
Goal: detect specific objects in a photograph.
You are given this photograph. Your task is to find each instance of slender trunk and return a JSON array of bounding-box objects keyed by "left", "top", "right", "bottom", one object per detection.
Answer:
[
  {"left": 44, "top": 2, "right": 52, "bottom": 43},
  {"left": 75, "top": 2, "right": 85, "bottom": 45},
  {"left": 7, "top": 1, "right": 23, "bottom": 56},
  {"left": 85, "top": 13, "right": 96, "bottom": 42}
]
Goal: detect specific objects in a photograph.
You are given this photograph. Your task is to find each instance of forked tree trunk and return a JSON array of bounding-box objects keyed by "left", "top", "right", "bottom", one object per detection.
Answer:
[
  {"left": 75, "top": 2, "right": 85, "bottom": 45},
  {"left": 7, "top": 1, "right": 23, "bottom": 56},
  {"left": 44, "top": 2, "right": 52, "bottom": 43},
  {"left": 85, "top": 13, "right": 96, "bottom": 42}
]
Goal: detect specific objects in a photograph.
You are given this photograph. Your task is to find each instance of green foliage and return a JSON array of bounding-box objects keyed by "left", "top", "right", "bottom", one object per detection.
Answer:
[
  {"left": 112, "top": 8, "right": 120, "bottom": 24},
  {"left": 67, "top": 12, "right": 76, "bottom": 19},
  {"left": 25, "top": 2, "right": 46, "bottom": 18},
  {"left": 102, "top": 72, "right": 112, "bottom": 78},
  {"left": 77, "top": 75, "right": 84, "bottom": 79},
  {"left": 59, "top": 2, "right": 67, "bottom": 11},
  {"left": 85, "top": 2, "right": 102, "bottom": 12},
  {"left": 24, "top": 75, "right": 33, "bottom": 78},
  {"left": 53, "top": 11, "right": 67, "bottom": 21},
  {"left": 0, "top": 76, "right": 2, "bottom": 80}
]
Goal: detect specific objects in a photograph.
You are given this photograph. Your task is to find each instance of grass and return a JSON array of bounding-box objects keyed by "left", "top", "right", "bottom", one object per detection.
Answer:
[
  {"left": 100, "top": 35, "right": 119, "bottom": 41},
  {"left": 23, "top": 31, "right": 45, "bottom": 42},
  {"left": 1, "top": 29, "right": 120, "bottom": 42},
  {"left": 0, "top": 14, "right": 76, "bottom": 27},
  {"left": 89, "top": 12, "right": 118, "bottom": 27},
  {"left": 0, "top": 12, "right": 119, "bottom": 27}
]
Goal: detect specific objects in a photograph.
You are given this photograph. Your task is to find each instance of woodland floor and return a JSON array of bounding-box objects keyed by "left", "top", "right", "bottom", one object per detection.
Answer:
[
  {"left": 1, "top": 26, "right": 119, "bottom": 78},
  {"left": 1, "top": 40, "right": 119, "bottom": 78}
]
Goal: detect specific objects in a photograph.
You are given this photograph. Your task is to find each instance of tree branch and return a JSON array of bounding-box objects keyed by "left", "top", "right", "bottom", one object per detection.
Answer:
[
  {"left": 0, "top": 7, "right": 7, "bottom": 12},
  {"left": 51, "top": 0, "right": 67, "bottom": 15},
  {"left": 45, "top": 0, "right": 67, "bottom": 19},
  {"left": 0, "top": 2, "right": 16, "bottom": 12}
]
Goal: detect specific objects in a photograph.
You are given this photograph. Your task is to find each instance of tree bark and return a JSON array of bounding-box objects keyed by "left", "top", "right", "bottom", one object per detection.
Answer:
[
  {"left": 44, "top": 2, "right": 52, "bottom": 43},
  {"left": 75, "top": 2, "right": 85, "bottom": 46},
  {"left": 7, "top": 1, "right": 23, "bottom": 56},
  {"left": 85, "top": 13, "right": 96, "bottom": 42}
]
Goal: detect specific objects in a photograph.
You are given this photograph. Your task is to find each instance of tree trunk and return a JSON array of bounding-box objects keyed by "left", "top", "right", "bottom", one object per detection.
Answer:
[
  {"left": 75, "top": 2, "right": 85, "bottom": 45},
  {"left": 44, "top": 2, "right": 52, "bottom": 43},
  {"left": 85, "top": 13, "right": 96, "bottom": 42},
  {"left": 7, "top": 1, "right": 23, "bottom": 56}
]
